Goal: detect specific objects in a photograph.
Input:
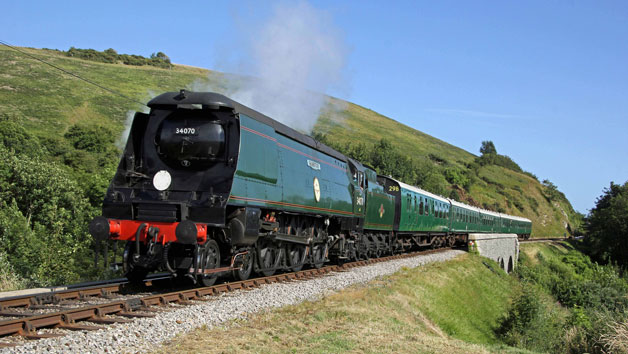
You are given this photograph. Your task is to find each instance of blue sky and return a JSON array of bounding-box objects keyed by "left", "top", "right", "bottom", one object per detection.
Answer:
[{"left": 3, "top": 1, "right": 627, "bottom": 213}]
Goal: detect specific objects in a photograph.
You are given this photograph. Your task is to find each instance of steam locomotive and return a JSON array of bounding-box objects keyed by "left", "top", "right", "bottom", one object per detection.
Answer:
[{"left": 89, "top": 90, "right": 531, "bottom": 285}]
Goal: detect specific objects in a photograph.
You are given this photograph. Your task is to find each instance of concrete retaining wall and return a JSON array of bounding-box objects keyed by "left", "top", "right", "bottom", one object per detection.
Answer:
[{"left": 468, "top": 233, "right": 519, "bottom": 272}]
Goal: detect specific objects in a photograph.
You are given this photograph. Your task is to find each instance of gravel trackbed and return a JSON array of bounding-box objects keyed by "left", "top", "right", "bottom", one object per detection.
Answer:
[{"left": 4, "top": 249, "right": 465, "bottom": 354}]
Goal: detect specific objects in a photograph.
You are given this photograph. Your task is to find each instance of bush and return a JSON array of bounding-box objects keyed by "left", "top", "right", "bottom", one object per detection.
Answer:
[
  {"left": 496, "top": 285, "right": 566, "bottom": 352},
  {"left": 444, "top": 167, "right": 468, "bottom": 187},
  {"left": 0, "top": 247, "right": 28, "bottom": 291},
  {"left": 509, "top": 245, "right": 628, "bottom": 353},
  {"left": 0, "top": 114, "right": 43, "bottom": 157},
  {"left": 0, "top": 146, "right": 96, "bottom": 285},
  {"left": 476, "top": 153, "right": 523, "bottom": 173},
  {"left": 64, "top": 124, "right": 116, "bottom": 154},
  {"left": 66, "top": 47, "right": 172, "bottom": 69}
]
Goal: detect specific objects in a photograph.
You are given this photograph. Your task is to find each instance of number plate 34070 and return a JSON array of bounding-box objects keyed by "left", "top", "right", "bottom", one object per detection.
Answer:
[{"left": 174, "top": 128, "right": 198, "bottom": 135}]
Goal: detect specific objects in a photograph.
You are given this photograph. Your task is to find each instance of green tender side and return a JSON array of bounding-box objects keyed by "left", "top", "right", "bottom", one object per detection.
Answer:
[
  {"left": 363, "top": 168, "right": 394, "bottom": 231},
  {"left": 229, "top": 115, "right": 355, "bottom": 217},
  {"left": 397, "top": 180, "right": 449, "bottom": 233}
]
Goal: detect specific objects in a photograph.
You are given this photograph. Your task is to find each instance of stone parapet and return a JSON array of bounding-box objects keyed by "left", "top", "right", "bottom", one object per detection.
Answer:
[{"left": 468, "top": 233, "right": 519, "bottom": 272}]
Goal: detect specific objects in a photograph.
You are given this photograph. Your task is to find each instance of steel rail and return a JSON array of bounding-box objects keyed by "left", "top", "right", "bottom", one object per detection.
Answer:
[
  {"left": 0, "top": 273, "right": 171, "bottom": 310},
  {"left": 520, "top": 237, "right": 570, "bottom": 243}
]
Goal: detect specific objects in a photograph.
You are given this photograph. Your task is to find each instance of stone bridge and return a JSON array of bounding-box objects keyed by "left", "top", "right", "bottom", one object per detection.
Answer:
[{"left": 468, "top": 233, "right": 519, "bottom": 273}]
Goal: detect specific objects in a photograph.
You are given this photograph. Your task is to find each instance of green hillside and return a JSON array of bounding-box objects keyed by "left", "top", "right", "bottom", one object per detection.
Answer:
[{"left": 0, "top": 45, "right": 580, "bottom": 239}]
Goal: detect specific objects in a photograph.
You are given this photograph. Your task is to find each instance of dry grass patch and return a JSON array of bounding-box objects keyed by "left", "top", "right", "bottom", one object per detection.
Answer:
[{"left": 155, "top": 254, "right": 522, "bottom": 353}]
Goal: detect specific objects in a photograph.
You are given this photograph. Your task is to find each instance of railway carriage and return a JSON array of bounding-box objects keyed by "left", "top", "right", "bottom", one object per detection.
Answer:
[
  {"left": 499, "top": 214, "right": 532, "bottom": 239},
  {"left": 450, "top": 200, "right": 481, "bottom": 234},
  {"left": 378, "top": 177, "right": 456, "bottom": 249},
  {"left": 478, "top": 209, "right": 501, "bottom": 233}
]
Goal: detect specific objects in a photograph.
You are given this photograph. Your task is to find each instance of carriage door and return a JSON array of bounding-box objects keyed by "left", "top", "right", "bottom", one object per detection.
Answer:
[
  {"left": 354, "top": 171, "right": 365, "bottom": 216},
  {"left": 348, "top": 160, "right": 365, "bottom": 217}
]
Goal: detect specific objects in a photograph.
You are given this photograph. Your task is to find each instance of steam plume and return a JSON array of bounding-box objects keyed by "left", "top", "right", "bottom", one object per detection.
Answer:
[{"left": 199, "top": 1, "right": 350, "bottom": 133}]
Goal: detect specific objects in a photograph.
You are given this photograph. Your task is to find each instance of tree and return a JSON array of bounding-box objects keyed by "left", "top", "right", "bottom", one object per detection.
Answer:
[
  {"left": 151, "top": 51, "right": 171, "bottom": 62},
  {"left": 542, "top": 179, "right": 560, "bottom": 202},
  {"left": 480, "top": 140, "right": 497, "bottom": 155},
  {"left": 584, "top": 181, "right": 628, "bottom": 267}
]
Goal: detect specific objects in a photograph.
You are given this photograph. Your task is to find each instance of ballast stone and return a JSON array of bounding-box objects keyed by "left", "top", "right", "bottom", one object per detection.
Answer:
[{"left": 4, "top": 249, "right": 464, "bottom": 354}]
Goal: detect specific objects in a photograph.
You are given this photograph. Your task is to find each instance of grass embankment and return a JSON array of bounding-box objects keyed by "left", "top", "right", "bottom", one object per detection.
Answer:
[{"left": 156, "top": 253, "right": 524, "bottom": 353}]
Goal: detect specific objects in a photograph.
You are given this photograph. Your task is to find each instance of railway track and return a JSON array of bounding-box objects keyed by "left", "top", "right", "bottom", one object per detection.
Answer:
[
  {"left": 0, "top": 247, "right": 453, "bottom": 347},
  {"left": 519, "top": 237, "right": 569, "bottom": 243}
]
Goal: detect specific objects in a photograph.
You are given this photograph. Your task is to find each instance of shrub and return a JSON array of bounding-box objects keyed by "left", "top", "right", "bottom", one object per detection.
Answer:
[
  {"left": 496, "top": 285, "right": 565, "bottom": 352},
  {"left": 0, "top": 146, "right": 95, "bottom": 285},
  {"left": 444, "top": 167, "right": 468, "bottom": 187},
  {"left": 0, "top": 249, "right": 28, "bottom": 291},
  {"left": 510, "top": 245, "right": 628, "bottom": 353},
  {"left": 66, "top": 47, "right": 172, "bottom": 69},
  {"left": 0, "top": 114, "right": 43, "bottom": 157}
]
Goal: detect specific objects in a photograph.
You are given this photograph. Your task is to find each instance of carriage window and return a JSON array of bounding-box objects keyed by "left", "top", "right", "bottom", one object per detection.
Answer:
[{"left": 419, "top": 199, "right": 424, "bottom": 215}]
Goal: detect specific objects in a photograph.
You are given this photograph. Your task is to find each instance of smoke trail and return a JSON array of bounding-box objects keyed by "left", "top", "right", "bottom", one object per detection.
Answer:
[
  {"left": 116, "top": 90, "right": 156, "bottom": 150},
  {"left": 115, "top": 110, "right": 136, "bottom": 150},
  {"left": 206, "top": 1, "right": 350, "bottom": 133}
]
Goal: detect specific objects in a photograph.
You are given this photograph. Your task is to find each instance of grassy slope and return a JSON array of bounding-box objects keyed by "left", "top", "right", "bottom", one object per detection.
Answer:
[
  {"left": 155, "top": 253, "right": 528, "bottom": 353},
  {"left": 0, "top": 46, "right": 578, "bottom": 236},
  {"left": 316, "top": 100, "right": 580, "bottom": 237},
  {"left": 317, "top": 99, "right": 474, "bottom": 169},
  {"left": 471, "top": 165, "right": 577, "bottom": 236}
]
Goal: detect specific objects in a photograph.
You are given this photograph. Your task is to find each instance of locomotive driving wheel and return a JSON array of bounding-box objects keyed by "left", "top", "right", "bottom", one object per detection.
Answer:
[
  {"left": 312, "top": 243, "right": 327, "bottom": 269},
  {"left": 198, "top": 239, "right": 220, "bottom": 287},
  {"left": 257, "top": 240, "right": 281, "bottom": 277},
  {"left": 287, "top": 244, "right": 307, "bottom": 271},
  {"left": 284, "top": 217, "right": 311, "bottom": 271},
  {"left": 447, "top": 235, "right": 456, "bottom": 247}
]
